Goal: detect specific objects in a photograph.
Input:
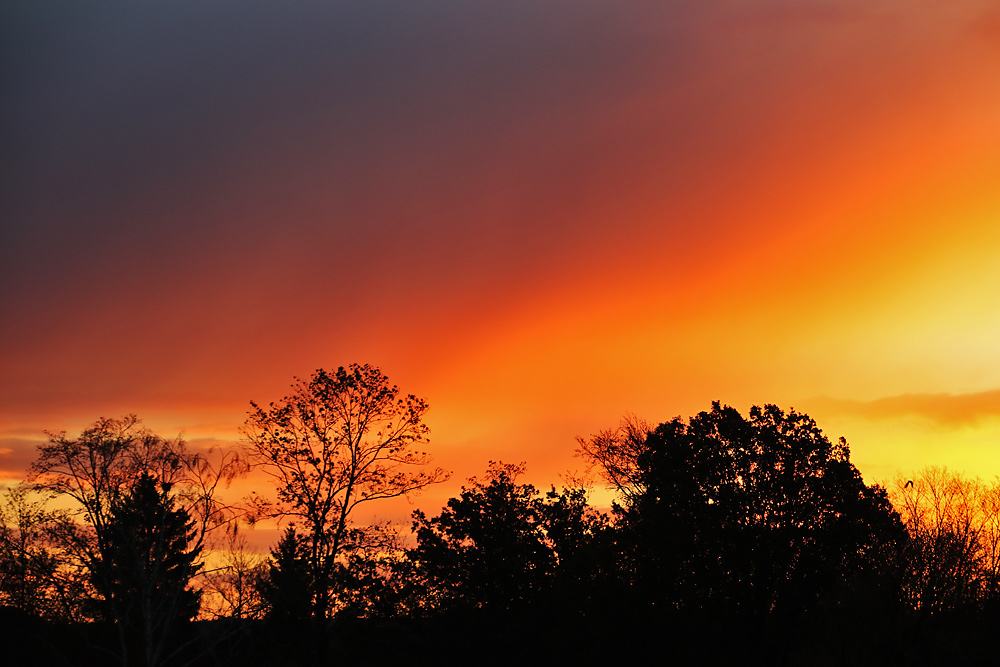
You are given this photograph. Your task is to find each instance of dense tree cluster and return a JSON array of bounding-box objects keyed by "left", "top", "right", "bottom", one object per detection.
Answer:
[
  {"left": 620, "top": 403, "right": 905, "bottom": 616},
  {"left": 4, "top": 369, "right": 1000, "bottom": 665},
  {"left": 408, "top": 461, "right": 609, "bottom": 615},
  {"left": 2, "top": 415, "right": 245, "bottom": 666}
]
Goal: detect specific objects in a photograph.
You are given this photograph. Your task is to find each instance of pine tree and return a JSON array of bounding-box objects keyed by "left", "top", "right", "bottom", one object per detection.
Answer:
[
  {"left": 261, "top": 526, "right": 314, "bottom": 624},
  {"left": 94, "top": 473, "right": 202, "bottom": 667}
]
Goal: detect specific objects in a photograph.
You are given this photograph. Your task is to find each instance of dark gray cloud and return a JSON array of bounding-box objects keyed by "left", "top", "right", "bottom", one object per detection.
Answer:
[
  {"left": 1, "top": 2, "right": 703, "bottom": 332},
  {"left": 0, "top": 1, "right": 724, "bottom": 400},
  {"left": 3, "top": 0, "right": 995, "bottom": 428}
]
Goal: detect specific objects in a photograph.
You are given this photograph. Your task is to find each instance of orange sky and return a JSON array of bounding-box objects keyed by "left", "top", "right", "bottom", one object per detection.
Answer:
[{"left": 3, "top": 0, "right": 1000, "bottom": 530}]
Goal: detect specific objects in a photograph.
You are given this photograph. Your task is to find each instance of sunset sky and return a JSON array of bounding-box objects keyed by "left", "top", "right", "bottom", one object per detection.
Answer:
[{"left": 3, "top": 0, "right": 1000, "bottom": 525}]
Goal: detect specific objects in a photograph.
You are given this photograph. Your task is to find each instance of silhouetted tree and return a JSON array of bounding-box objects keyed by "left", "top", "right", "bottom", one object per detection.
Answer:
[
  {"left": 577, "top": 413, "right": 652, "bottom": 506},
  {"left": 260, "top": 527, "right": 313, "bottom": 625},
  {"left": 94, "top": 473, "right": 202, "bottom": 667},
  {"left": 26, "top": 415, "right": 246, "bottom": 664},
  {"left": 329, "top": 523, "right": 415, "bottom": 618},
  {"left": 410, "top": 462, "right": 553, "bottom": 613},
  {"left": 892, "top": 467, "right": 1000, "bottom": 617},
  {"left": 409, "top": 462, "right": 610, "bottom": 616},
  {"left": 242, "top": 365, "right": 449, "bottom": 621},
  {"left": 0, "top": 486, "right": 61, "bottom": 618},
  {"left": 617, "top": 403, "right": 906, "bottom": 617},
  {"left": 29, "top": 417, "right": 244, "bottom": 578},
  {"left": 199, "top": 531, "right": 267, "bottom": 620}
]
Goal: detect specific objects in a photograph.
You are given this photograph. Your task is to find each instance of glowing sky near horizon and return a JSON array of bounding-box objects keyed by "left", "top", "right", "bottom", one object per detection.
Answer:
[{"left": 3, "top": 0, "right": 1000, "bottom": 522}]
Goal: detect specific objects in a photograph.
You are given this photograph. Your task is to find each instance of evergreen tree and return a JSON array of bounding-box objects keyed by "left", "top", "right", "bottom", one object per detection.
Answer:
[
  {"left": 261, "top": 526, "right": 314, "bottom": 623},
  {"left": 94, "top": 473, "right": 202, "bottom": 667}
]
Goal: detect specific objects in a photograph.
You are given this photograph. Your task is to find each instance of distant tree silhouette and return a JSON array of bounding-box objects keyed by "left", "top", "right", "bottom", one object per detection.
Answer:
[
  {"left": 199, "top": 531, "right": 267, "bottom": 620},
  {"left": 260, "top": 527, "right": 313, "bottom": 624},
  {"left": 242, "top": 365, "right": 449, "bottom": 621},
  {"left": 409, "top": 462, "right": 609, "bottom": 615},
  {"left": 892, "top": 467, "right": 1000, "bottom": 616},
  {"left": 409, "top": 462, "right": 553, "bottom": 612},
  {"left": 93, "top": 473, "right": 202, "bottom": 667},
  {"left": 329, "top": 523, "right": 414, "bottom": 618},
  {"left": 615, "top": 403, "right": 906, "bottom": 616},
  {"left": 0, "top": 486, "right": 61, "bottom": 618}
]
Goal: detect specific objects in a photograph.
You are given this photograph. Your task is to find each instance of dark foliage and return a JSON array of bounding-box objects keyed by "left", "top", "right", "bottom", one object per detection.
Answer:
[
  {"left": 408, "top": 462, "right": 610, "bottom": 615},
  {"left": 620, "top": 402, "right": 907, "bottom": 617},
  {"left": 0, "top": 487, "right": 61, "bottom": 618},
  {"left": 20, "top": 401, "right": 1000, "bottom": 666},
  {"left": 259, "top": 526, "right": 313, "bottom": 624},
  {"left": 93, "top": 473, "right": 202, "bottom": 667},
  {"left": 409, "top": 462, "right": 554, "bottom": 612}
]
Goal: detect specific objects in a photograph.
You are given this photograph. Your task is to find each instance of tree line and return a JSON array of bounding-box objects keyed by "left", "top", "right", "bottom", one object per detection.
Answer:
[{"left": 3, "top": 364, "right": 1000, "bottom": 665}]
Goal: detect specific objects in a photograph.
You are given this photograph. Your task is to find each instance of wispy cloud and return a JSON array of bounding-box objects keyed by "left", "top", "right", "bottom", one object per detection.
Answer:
[
  {"left": 807, "top": 390, "right": 1000, "bottom": 427},
  {"left": 0, "top": 437, "right": 44, "bottom": 480}
]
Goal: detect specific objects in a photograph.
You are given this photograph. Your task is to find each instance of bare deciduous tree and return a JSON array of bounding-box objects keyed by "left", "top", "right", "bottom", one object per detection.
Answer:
[
  {"left": 576, "top": 413, "right": 652, "bottom": 506},
  {"left": 892, "top": 466, "right": 1000, "bottom": 614},
  {"left": 0, "top": 485, "right": 61, "bottom": 618},
  {"left": 199, "top": 531, "right": 268, "bottom": 621}
]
